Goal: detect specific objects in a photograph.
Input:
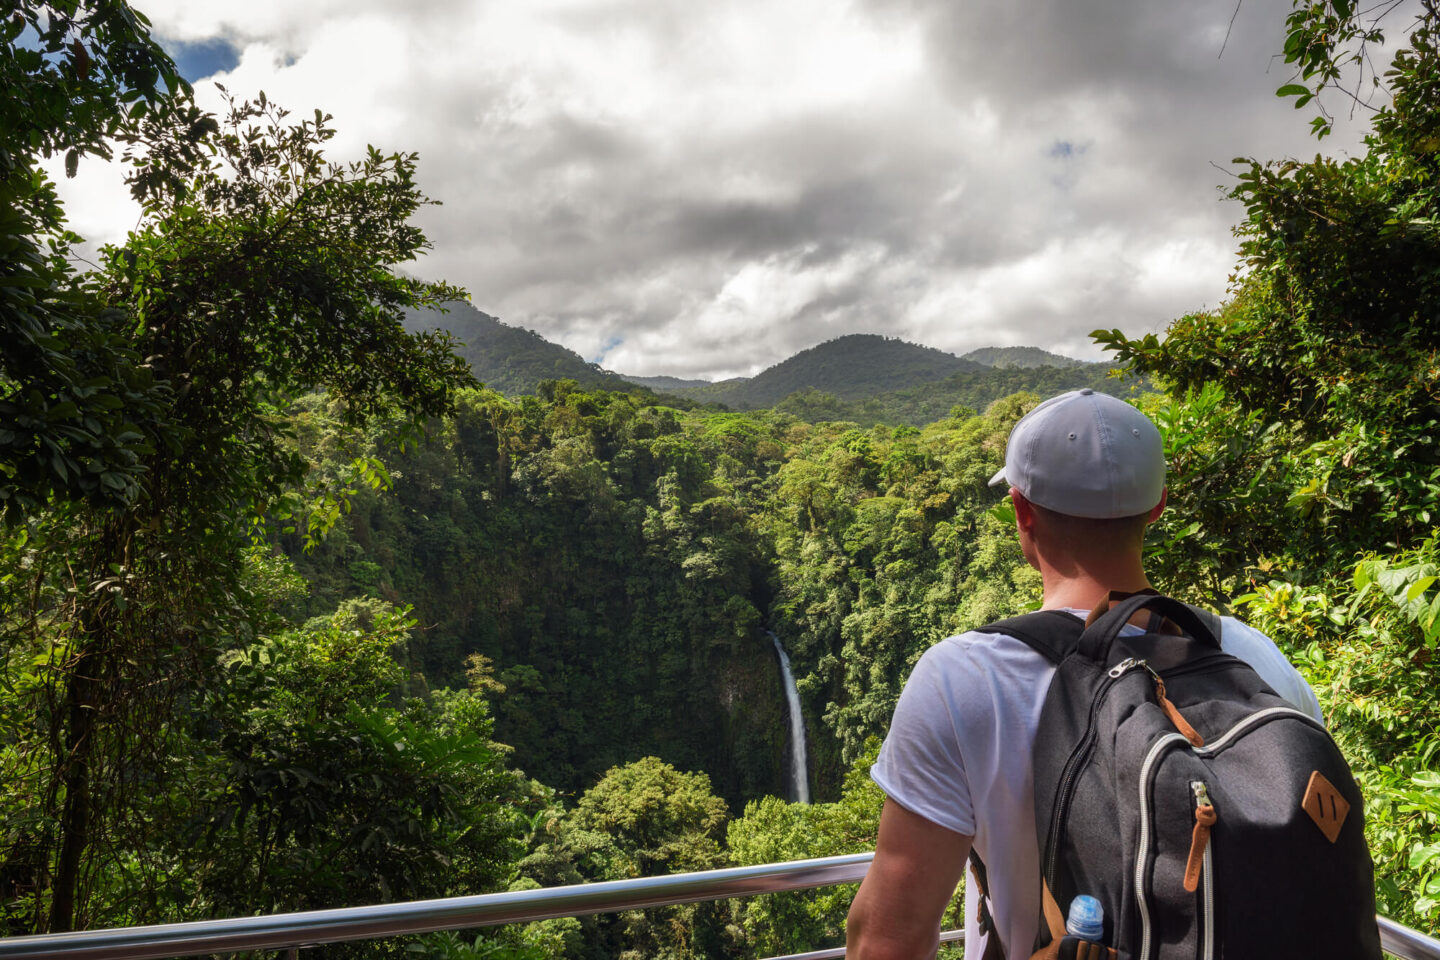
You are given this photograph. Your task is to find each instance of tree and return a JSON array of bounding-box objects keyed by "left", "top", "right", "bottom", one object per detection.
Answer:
[
  {"left": 726, "top": 741, "right": 891, "bottom": 957},
  {"left": 0, "top": 1, "right": 191, "bottom": 519},
  {"left": 2, "top": 71, "right": 476, "bottom": 930},
  {"left": 571, "top": 757, "right": 729, "bottom": 880},
  {"left": 503, "top": 758, "right": 735, "bottom": 959},
  {"left": 190, "top": 600, "right": 525, "bottom": 924},
  {"left": 1095, "top": 5, "right": 1440, "bottom": 565}
]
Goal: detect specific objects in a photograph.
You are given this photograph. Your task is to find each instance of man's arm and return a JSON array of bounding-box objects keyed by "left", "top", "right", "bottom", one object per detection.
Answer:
[{"left": 847, "top": 798, "right": 973, "bottom": 960}]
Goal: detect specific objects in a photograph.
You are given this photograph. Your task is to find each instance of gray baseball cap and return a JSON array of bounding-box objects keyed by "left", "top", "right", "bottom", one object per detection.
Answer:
[{"left": 987, "top": 388, "right": 1165, "bottom": 519}]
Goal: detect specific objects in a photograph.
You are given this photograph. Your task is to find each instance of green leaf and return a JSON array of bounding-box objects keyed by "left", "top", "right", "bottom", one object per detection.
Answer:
[
  {"left": 1276, "top": 83, "right": 1310, "bottom": 97},
  {"left": 1404, "top": 575, "right": 1435, "bottom": 604},
  {"left": 987, "top": 498, "right": 1016, "bottom": 527}
]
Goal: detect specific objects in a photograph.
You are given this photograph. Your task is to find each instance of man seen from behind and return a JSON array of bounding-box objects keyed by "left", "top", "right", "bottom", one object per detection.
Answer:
[{"left": 844, "top": 389, "right": 1322, "bottom": 959}]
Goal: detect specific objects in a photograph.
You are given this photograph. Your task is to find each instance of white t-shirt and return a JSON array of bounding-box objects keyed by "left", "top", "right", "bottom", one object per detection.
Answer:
[{"left": 870, "top": 611, "right": 1323, "bottom": 960}]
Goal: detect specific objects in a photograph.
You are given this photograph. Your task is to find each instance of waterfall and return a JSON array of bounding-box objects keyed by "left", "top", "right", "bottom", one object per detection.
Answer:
[{"left": 767, "top": 631, "right": 810, "bottom": 804}]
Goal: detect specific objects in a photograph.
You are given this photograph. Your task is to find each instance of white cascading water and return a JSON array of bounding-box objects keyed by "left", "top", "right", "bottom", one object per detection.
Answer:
[{"left": 767, "top": 631, "right": 810, "bottom": 804}]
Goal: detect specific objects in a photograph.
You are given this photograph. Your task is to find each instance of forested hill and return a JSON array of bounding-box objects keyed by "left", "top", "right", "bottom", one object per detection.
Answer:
[
  {"left": 642, "top": 334, "right": 985, "bottom": 409},
  {"left": 962, "top": 346, "right": 1085, "bottom": 369},
  {"left": 622, "top": 336, "right": 1142, "bottom": 425},
  {"left": 772, "top": 363, "right": 1144, "bottom": 426},
  {"left": 404, "top": 313, "right": 1139, "bottom": 422},
  {"left": 404, "top": 301, "right": 641, "bottom": 395},
  {"left": 617, "top": 373, "right": 714, "bottom": 391}
]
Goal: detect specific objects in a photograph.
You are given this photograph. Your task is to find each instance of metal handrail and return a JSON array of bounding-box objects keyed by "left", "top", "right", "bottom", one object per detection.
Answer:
[
  {"left": 0, "top": 851, "right": 1436, "bottom": 960},
  {"left": 764, "top": 928, "right": 963, "bottom": 960},
  {"left": 0, "top": 854, "right": 872, "bottom": 960},
  {"left": 1387, "top": 918, "right": 1440, "bottom": 960}
]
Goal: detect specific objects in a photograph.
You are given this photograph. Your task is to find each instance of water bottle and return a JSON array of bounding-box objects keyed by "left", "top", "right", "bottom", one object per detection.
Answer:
[{"left": 1066, "top": 894, "right": 1105, "bottom": 942}]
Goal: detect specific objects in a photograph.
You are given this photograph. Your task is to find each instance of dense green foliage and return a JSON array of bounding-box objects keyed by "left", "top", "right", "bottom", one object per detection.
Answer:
[
  {"left": 3, "top": 0, "right": 1439, "bottom": 954},
  {"left": 669, "top": 334, "right": 985, "bottom": 408},
  {"left": 629, "top": 334, "right": 1132, "bottom": 417},
  {"left": 772, "top": 363, "right": 1143, "bottom": 428},
  {"left": 1, "top": 4, "right": 475, "bottom": 935},
  {"left": 960, "top": 346, "right": 1084, "bottom": 369},
  {"left": 0, "top": 0, "right": 183, "bottom": 518},
  {"left": 283, "top": 386, "right": 790, "bottom": 803}
]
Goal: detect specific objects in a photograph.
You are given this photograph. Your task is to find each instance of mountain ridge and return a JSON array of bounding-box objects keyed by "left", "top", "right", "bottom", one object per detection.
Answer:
[
  {"left": 961, "top": 345, "right": 1086, "bottom": 369},
  {"left": 405, "top": 304, "right": 1137, "bottom": 424},
  {"left": 403, "top": 301, "right": 642, "bottom": 396},
  {"left": 661, "top": 334, "right": 988, "bottom": 409}
]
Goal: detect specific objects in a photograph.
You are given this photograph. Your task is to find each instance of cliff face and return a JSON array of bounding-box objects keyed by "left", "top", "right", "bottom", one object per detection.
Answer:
[
  {"left": 286, "top": 387, "right": 804, "bottom": 806},
  {"left": 711, "top": 639, "right": 792, "bottom": 804}
]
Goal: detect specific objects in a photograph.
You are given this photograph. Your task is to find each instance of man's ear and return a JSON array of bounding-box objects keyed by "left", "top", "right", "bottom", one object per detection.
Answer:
[
  {"left": 1147, "top": 487, "right": 1168, "bottom": 524},
  {"left": 1011, "top": 488, "right": 1036, "bottom": 532}
]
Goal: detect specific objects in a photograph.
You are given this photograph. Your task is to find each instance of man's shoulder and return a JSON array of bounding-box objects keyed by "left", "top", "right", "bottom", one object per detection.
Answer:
[
  {"left": 908, "top": 625, "right": 1059, "bottom": 702},
  {"left": 1214, "top": 613, "right": 1273, "bottom": 641},
  {"left": 924, "top": 624, "right": 1060, "bottom": 663},
  {"left": 1214, "top": 613, "right": 1290, "bottom": 664},
  {"left": 1214, "top": 614, "right": 1325, "bottom": 722}
]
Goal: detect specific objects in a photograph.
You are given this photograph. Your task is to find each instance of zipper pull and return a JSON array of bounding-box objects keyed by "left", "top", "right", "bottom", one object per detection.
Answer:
[
  {"left": 1184, "top": 780, "right": 1218, "bottom": 892},
  {"left": 1156, "top": 673, "right": 1205, "bottom": 748},
  {"left": 1107, "top": 658, "right": 1205, "bottom": 746},
  {"left": 1107, "top": 657, "right": 1147, "bottom": 678}
]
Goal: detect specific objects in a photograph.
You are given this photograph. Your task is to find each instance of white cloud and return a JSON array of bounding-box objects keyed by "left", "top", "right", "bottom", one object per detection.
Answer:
[{"left": 50, "top": 0, "right": 1403, "bottom": 379}]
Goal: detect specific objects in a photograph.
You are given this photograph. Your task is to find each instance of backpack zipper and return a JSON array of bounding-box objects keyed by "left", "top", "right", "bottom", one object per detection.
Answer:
[
  {"left": 1042, "top": 663, "right": 1136, "bottom": 885},
  {"left": 1202, "top": 835, "right": 1214, "bottom": 960},
  {"left": 1187, "top": 780, "right": 1217, "bottom": 960},
  {"left": 1042, "top": 654, "right": 1234, "bottom": 889},
  {"left": 1134, "top": 706, "right": 1322, "bottom": 960}
]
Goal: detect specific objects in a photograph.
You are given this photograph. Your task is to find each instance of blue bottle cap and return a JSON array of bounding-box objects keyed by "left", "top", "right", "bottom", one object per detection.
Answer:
[{"left": 1066, "top": 894, "right": 1105, "bottom": 941}]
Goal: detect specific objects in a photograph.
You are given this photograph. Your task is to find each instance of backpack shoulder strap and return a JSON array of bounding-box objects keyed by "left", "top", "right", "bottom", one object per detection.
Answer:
[
  {"left": 1185, "top": 602, "right": 1223, "bottom": 647},
  {"left": 967, "top": 850, "right": 1009, "bottom": 960},
  {"left": 972, "top": 609, "right": 1085, "bottom": 666}
]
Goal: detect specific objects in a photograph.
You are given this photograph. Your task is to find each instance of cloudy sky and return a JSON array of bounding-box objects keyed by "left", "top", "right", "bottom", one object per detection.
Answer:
[{"left": 56, "top": 0, "right": 1392, "bottom": 380}]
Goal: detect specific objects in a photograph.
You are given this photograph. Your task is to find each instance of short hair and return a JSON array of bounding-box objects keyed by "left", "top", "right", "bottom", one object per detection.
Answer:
[{"left": 1029, "top": 500, "right": 1151, "bottom": 554}]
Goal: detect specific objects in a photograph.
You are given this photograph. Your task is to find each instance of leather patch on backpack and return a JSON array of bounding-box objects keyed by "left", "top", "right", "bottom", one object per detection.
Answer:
[{"left": 1302, "top": 770, "right": 1350, "bottom": 843}]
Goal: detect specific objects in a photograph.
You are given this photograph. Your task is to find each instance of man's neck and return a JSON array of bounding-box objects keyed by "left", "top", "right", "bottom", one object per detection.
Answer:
[{"left": 1038, "top": 568, "right": 1152, "bottom": 614}]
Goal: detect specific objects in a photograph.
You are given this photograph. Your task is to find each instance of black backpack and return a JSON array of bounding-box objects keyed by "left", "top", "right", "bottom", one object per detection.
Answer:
[{"left": 969, "top": 591, "right": 1382, "bottom": 960}]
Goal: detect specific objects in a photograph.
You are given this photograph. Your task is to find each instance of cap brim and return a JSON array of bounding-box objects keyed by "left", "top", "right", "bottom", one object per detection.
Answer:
[{"left": 987, "top": 467, "right": 1008, "bottom": 488}]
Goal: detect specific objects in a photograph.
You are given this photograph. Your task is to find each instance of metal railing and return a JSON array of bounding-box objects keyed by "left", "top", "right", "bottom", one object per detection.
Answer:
[
  {"left": 0, "top": 852, "right": 1436, "bottom": 960},
  {"left": 768, "top": 929, "right": 963, "bottom": 960}
]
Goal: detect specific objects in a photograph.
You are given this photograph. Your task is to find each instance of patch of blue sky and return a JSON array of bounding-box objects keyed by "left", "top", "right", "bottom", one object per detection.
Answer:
[
  {"left": 15, "top": 22, "right": 42, "bottom": 51},
  {"left": 163, "top": 36, "right": 240, "bottom": 82},
  {"left": 1047, "top": 140, "right": 1088, "bottom": 190},
  {"left": 14, "top": 21, "right": 70, "bottom": 63},
  {"left": 590, "top": 336, "right": 624, "bottom": 364},
  {"left": 16, "top": 19, "right": 236, "bottom": 89}
]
